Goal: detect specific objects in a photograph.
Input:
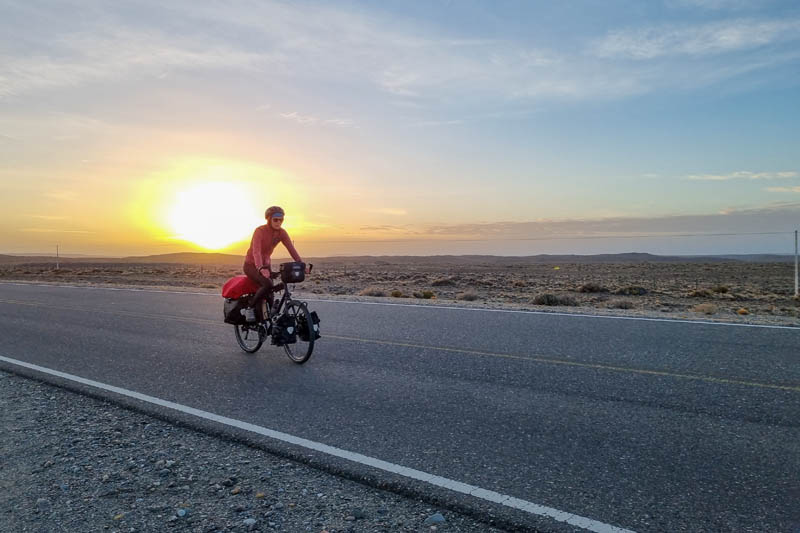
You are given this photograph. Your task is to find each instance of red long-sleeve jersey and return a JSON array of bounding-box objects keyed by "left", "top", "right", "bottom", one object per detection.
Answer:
[{"left": 244, "top": 224, "right": 302, "bottom": 271}]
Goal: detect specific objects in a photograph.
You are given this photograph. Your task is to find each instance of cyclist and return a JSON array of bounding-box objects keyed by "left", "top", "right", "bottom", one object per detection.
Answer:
[{"left": 243, "top": 205, "right": 303, "bottom": 322}]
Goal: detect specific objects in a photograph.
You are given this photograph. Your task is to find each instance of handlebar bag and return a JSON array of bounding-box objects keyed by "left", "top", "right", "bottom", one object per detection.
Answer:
[{"left": 279, "top": 262, "right": 306, "bottom": 284}]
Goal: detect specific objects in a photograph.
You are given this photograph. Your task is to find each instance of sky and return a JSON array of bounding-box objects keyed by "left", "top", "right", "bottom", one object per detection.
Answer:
[{"left": 1, "top": 0, "right": 799, "bottom": 257}]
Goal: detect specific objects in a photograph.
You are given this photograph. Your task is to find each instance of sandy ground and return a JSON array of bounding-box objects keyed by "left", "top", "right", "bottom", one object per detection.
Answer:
[{"left": 1, "top": 259, "right": 798, "bottom": 327}]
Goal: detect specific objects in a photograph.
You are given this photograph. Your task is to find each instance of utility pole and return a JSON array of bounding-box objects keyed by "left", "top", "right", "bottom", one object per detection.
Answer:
[{"left": 795, "top": 230, "right": 798, "bottom": 298}]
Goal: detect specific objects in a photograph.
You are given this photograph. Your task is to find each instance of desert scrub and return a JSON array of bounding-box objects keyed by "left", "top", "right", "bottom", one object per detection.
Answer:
[
  {"left": 390, "top": 289, "right": 404, "bottom": 298},
  {"left": 689, "top": 289, "right": 713, "bottom": 298},
  {"left": 457, "top": 291, "right": 479, "bottom": 301},
  {"left": 712, "top": 285, "right": 729, "bottom": 294},
  {"left": 533, "top": 293, "right": 577, "bottom": 306},
  {"left": 608, "top": 299, "right": 634, "bottom": 309},
  {"left": 358, "top": 287, "right": 386, "bottom": 297},
  {"left": 614, "top": 286, "right": 647, "bottom": 296},
  {"left": 577, "top": 282, "right": 607, "bottom": 293},
  {"left": 737, "top": 308, "right": 749, "bottom": 315},
  {"left": 412, "top": 290, "right": 436, "bottom": 299},
  {"left": 692, "top": 303, "right": 717, "bottom": 315},
  {"left": 430, "top": 277, "right": 456, "bottom": 286}
]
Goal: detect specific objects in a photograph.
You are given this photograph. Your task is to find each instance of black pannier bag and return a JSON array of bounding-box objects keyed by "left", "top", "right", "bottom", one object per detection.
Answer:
[
  {"left": 271, "top": 313, "right": 297, "bottom": 345},
  {"left": 297, "top": 310, "right": 321, "bottom": 341},
  {"left": 280, "top": 261, "right": 305, "bottom": 284},
  {"left": 223, "top": 297, "right": 249, "bottom": 325}
]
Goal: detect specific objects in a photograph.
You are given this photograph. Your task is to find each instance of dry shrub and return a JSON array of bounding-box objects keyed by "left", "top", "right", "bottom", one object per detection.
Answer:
[
  {"left": 614, "top": 286, "right": 647, "bottom": 296},
  {"left": 608, "top": 299, "right": 634, "bottom": 309},
  {"left": 413, "top": 290, "right": 435, "bottom": 299},
  {"left": 359, "top": 287, "right": 386, "bottom": 297},
  {"left": 737, "top": 308, "right": 749, "bottom": 315},
  {"left": 712, "top": 285, "right": 729, "bottom": 294},
  {"left": 577, "top": 282, "right": 607, "bottom": 293},
  {"left": 692, "top": 303, "right": 717, "bottom": 315},
  {"left": 689, "top": 289, "right": 713, "bottom": 298},
  {"left": 512, "top": 280, "right": 527, "bottom": 288},
  {"left": 533, "top": 293, "right": 577, "bottom": 306},
  {"left": 390, "top": 289, "right": 404, "bottom": 298},
  {"left": 431, "top": 277, "right": 456, "bottom": 287},
  {"left": 457, "top": 291, "right": 479, "bottom": 301}
]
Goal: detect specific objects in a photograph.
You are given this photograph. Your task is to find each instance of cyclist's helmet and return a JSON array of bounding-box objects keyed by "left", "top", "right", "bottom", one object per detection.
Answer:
[{"left": 265, "top": 206, "right": 285, "bottom": 220}]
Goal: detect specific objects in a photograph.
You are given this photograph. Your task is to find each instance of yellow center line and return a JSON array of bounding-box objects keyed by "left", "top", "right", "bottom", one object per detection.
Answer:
[
  {"left": 2, "top": 298, "right": 798, "bottom": 393},
  {"left": 325, "top": 334, "right": 800, "bottom": 393}
]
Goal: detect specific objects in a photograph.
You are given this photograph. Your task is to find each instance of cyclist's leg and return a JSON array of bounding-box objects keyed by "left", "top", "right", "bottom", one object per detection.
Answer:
[{"left": 243, "top": 263, "right": 274, "bottom": 321}]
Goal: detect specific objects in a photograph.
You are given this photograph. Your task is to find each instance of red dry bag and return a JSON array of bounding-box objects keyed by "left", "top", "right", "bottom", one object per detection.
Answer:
[{"left": 221, "top": 275, "right": 260, "bottom": 299}]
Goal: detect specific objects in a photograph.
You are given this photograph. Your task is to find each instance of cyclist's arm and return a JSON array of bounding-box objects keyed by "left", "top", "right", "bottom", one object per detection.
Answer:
[{"left": 281, "top": 230, "right": 302, "bottom": 263}]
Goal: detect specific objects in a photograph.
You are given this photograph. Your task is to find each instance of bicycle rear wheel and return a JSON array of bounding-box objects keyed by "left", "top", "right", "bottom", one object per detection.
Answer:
[
  {"left": 234, "top": 323, "right": 265, "bottom": 353},
  {"left": 282, "top": 300, "right": 314, "bottom": 364}
]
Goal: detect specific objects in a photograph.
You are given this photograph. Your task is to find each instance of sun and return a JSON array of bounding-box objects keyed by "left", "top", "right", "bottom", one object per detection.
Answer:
[{"left": 168, "top": 182, "right": 260, "bottom": 250}]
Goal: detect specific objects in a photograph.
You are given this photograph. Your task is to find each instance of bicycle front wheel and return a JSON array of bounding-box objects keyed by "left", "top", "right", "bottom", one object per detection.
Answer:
[
  {"left": 283, "top": 300, "right": 314, "bottom": 364},
  {"left": 234, "top": 323, "right": 265, "bottom": 353}
]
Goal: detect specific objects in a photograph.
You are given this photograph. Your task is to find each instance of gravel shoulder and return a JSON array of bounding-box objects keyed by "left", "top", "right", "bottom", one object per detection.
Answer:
[{"left": 0, "top": 371, "right": 508, "bottom": 533}]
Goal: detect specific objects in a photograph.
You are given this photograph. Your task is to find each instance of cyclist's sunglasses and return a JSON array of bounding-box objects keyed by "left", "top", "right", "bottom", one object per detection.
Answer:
[{"left": 271, "top": 217, "right": 284, "bottom": 222}]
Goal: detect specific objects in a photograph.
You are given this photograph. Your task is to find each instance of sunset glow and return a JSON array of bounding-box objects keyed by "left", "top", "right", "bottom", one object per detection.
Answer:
[
  {"left": 1, "top": 1, "right": 798, "bottom": 257},
  {"left": 167, "top": 182, "right": 260, "bottom": 250}
]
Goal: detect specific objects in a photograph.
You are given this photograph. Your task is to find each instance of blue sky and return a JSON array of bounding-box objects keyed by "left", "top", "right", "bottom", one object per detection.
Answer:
[{"left": 1, "top": 0, "right": 798, "bottom": 256}]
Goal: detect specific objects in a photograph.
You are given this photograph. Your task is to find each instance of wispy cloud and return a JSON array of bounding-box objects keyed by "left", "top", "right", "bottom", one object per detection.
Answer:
[
  {"left": 44, "top": 191, "right": 79, "bottom": 201},
  {"left": 2, "top": 1, "right": 798, "bottom": 118},
  {"left": 279, "top": 112, "right": 356, "bottom": 128},
  {"left": 410, "top": 119, "right": 465, "bottom": 127},
  {"left": 26, "top": 215, "right": 69, "bottom": 221},
  {"left": 0, "top": 25, "right": 262, "bottom": 98},
  {"left": 687, "top": 171, "right": 798, "bottom": 181},
  {"left": 766, "top": 186, "right": 800, "bottom": 193},
  {"left": 279, "top": 112, "right": 317, "bottom": 125},
  {"left": 20, "top": 228, "right": 92, "bottom": 234},
  {"left": 353, "top": 203, "right": 800, "bottom": 240},
  {"left": 368, "top": 208, "right": 408, "bottom": 216},
  {"left": 668, "top": 0, "right": 760, "bottom": 10},
  {"left": 593, "top": 18, "right": 800, "bottom": 59}
]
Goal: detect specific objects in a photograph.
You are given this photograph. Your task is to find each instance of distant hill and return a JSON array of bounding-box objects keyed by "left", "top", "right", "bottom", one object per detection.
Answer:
[
  {"left": 1, "top": 251, "right": 794, "bottom": 265},
  {"left": 118, "top": 252, "right": 244, "bottom": 265}
]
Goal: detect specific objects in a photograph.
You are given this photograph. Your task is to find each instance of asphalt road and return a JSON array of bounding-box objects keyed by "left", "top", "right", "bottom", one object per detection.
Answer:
[{"left": 1, "top": 282, "right": 798, "bottom": 532}]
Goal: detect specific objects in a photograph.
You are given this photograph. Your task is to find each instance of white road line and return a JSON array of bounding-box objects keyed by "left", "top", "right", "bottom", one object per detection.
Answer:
[
  {"left": 302, "top": 298, "right": 800, "bottom": 330},
  {"left": 0, "top": 354, "right": 636, "bottom": 533},
  {"left": 2, "top": 281, "right": 797, "bottom": 330}
]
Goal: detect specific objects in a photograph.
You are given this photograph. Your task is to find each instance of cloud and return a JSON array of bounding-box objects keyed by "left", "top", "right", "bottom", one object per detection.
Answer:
[
  {"left": 26, "top": 215, "right": 69, "bottom": 221},
  {"left": 766, "top": 186, "right": 800, "bottom": 193},
  {"left": 3, "top": 1, "right": 799, "bottom": 111},
  {"left": 410, "top": 119, "right": 465, "bottom": 127},
  {"left": 279, "top": 112, "right": 317, "bottom": 125},
  {"left": 687, "top": 171, "right": 798, "bottom": 181},
  {"left": 593, "top": 18, "right": 800, "bottom": 59},
  {"left": 324, "top": 118, "right": 356, "bottom": 127},
  {"left": 368, "top": 208, "right": 408, "bottom": 216},
  {"left": 0, "top": 24, "right": 262, "bottom": 98},
  {"left": 668, "top": 0, "right": 759, "bottom": 10},
  {"left": 279, "top": 112, "right": 355, "bottom": 128},
  {"left": 20, "top": 228, "right": 92, "bottom": 234},
  {"left": 44, "top": 191, "right": 79, "bottom": 201},
  {"left": 352, "top": 203, "right": 800, "bottom": 240}
]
